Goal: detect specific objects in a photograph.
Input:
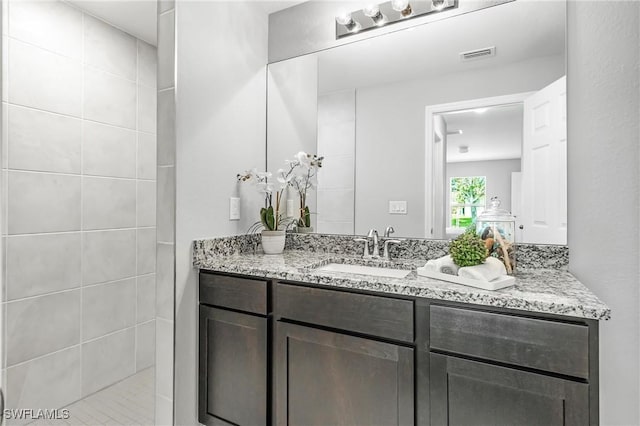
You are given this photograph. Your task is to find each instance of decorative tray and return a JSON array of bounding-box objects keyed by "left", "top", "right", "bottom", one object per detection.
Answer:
[{"left": 416, "top": 267, "right": 515, "bottom": 291}]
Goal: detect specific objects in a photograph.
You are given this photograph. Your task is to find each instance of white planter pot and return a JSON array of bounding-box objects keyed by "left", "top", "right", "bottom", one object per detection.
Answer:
[
  {"left": 296, "top": 226, "right": 314, "bottom": 234},
  {"left": 261, "top": 230, "right": 286, "bottom": 254}
]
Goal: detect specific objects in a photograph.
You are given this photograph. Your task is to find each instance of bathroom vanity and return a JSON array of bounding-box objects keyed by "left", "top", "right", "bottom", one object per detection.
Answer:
[{"left": 194, "top": 236, "right": 609, "bottom": 426}]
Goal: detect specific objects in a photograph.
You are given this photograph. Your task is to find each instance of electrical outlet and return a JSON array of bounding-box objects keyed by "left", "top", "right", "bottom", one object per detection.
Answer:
[
  {"left": 229, "top": 197, "right": 240, "bottom": 220},
  {"left": 389, "top": 201, "right": 407, "bottom": 215}
]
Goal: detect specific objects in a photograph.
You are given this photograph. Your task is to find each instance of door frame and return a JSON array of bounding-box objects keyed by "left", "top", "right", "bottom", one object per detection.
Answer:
[{"left": 424, "top": 92, "right": 535, "bottom": 239}]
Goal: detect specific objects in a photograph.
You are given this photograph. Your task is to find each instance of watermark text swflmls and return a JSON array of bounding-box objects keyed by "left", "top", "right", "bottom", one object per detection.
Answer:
[{"left": 3, "top": 408, "right": 70, "bottom": 420}]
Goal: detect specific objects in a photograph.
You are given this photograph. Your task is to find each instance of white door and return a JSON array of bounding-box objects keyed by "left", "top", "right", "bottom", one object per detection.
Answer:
[
  {"left": 510, "top": 171, "right": 524, "bottom": 243},
  {"left": 521, "top": 76, "right": 567, "bottom": 244}
]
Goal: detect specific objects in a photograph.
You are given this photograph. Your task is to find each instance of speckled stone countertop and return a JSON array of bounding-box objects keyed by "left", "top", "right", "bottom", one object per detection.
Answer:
[{"left": 193, "top": 237, "right": 610, "bottom": 321}]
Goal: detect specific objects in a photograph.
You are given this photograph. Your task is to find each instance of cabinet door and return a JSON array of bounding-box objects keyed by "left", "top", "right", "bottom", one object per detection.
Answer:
[
  {"left": 430, "top": 353, "right": 589, "bottom": 426},
  {"left": 276, "top": 321, "right": 414, "bottom": 426},
  {"left": 199, "top": 305, "right": 268, "bottom": 426}
]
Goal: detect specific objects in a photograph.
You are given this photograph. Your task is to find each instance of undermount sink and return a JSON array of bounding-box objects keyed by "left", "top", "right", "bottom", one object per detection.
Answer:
[{"left": 314, "top": 263, "right": 413, "bottom": 279}]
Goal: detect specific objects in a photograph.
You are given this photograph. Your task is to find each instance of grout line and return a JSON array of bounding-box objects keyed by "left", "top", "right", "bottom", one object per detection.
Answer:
[
  {"left": 135, "top": 37, "right": 140, "bottom": 374},
  {"left": 6, "top": 343, "right": 82, "bottom": 370},
  {"left": 6, "top": 228, "right": 139, "bottom": 238},
  {"left": 6, "top": 167, "right": 156, "bottom": 181}
]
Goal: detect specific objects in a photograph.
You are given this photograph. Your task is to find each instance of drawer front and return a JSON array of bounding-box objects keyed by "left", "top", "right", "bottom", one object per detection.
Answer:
[
  {"left": 277, "top": 283, "right": 414, "bottom": 342},
  {"left": 199, "top": 273, "right": 268, "bottom": 315},
  {"left": 430, "top": 305, "right": 589, "bottom": 379}
]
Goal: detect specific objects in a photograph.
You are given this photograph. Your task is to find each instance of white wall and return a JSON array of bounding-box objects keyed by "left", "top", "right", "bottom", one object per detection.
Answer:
[
  {"left": 354, "top": 54, "right": 563, "bottom": 237},
  {"left": 1, "top": 0, "right": 157, "bottom": 419},
  {"left": 174, "top": 2, "right": 269, "bottom": 425},
  {"left": 567, "top": 1, "right": 639, "bottom": 424}
]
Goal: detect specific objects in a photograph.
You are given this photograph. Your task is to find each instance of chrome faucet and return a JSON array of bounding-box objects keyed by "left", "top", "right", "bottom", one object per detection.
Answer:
[
  {"left": 354, "top": 237, "right": 372, "bottom": 258},
  {"left": 384, "top": 226, "right": 395, "bottom": 237},
  {"left": 367, "top": 229, "right": 380, "bottom": 259},
  {"left": 383, "top": 239, "right": 401, "bottom": 260}
]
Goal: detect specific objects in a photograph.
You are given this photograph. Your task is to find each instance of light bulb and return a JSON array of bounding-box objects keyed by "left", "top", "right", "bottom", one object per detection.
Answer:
[
  {"left": 335, "top": 12, "right": 361, "bottom": 32},
  {"left": 432, "top": 0, "right": 446, "bottom": 11},
  {"left": 363, "top": 4, "right": 386, "bottom": 26},
  {"left": 391, "top": 0, "right": 412, "bottom": 17}
]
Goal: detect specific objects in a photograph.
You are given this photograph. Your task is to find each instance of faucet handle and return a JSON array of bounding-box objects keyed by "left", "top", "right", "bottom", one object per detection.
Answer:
[
  {"left": 367, "top": 229, "right": 378, "bottom": 238},
  {"left": 382, "top": 239, "right": 402, "bottom": 260},
  {"left": 384, "top": 226, "right": 395, "bottom": 237},
  {"left": 354, "top": 238, "right": 371, "bottom": 258}
]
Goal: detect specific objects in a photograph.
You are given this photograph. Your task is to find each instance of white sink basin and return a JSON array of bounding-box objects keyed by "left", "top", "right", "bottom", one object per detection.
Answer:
[{"left": 314, "top": 263, "right": 412, "bottom": 279}]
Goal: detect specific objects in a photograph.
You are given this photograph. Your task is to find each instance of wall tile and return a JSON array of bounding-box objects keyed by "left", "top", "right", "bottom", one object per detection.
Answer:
[
  {"left": 137, "top": 180, "right": 157, "bottom": 227},
  {"left": 7, "top": 233, "right": 81, "bottom": 300},
  {"left": 83, "top": 121, "right": 136, "bottom": 178},
  {"left": 8, "top": 104, "right": 82, "bottom": 173},
  {"left": 83, "top": 14, "right": 137, "bottom": 80},
  {"left": 155, "top": 394, "right": 173, "bottom": 426},
  {"left": 9, "top": 39, "right": 82, "bottom": 117},
  {"left": 82, "top": 278, "right": 136, "bottom": 341},
  {"left": 136, "top": 320, "right": 155, "bottom": 371},
  {"left": 82, "top": 229, "right": 136, "bottom": 285},
  {"left": 2, "top": 102, "right": 7, "bottom": 169},
  {"left": 138, "top": 84, "right": 157, "bottom": 134},
  {"left": 137, "top": 274, "right": 156, "bottom": 323},
  {"left": 157, "top": 10, "right": 175, "bottom": 90},
  {"left": 156, "top": 243, "right": 174, "bottom": 320},
  {"left": 157, "top": 89, "right": 175, "bottom": 166},
  {"left": 82, "top": 177, "right": 136, "bottom": 230},
  {"left": 81, "top": 328, "right": 135, "bottom": 396},
  {"left": 138, "top": 40, "right": 157, "bottom": 88},
  {"left": 2, "top": 37, "right": 7, "bottom": 103},
  {"left": 137, "top": 227, "right": 156, "bottom": 275},
  {"left": 156, "top": 167, "right": 174, "bottom": 242},
  {"left": 6, "top": 347, "right": 81, "bottom": 420},
  {"left": 155, "top": 318, "right": 173, "bottom": 398},
  {"left": 6, "top": 290, "right": 81, "bottom": 366},
  {"left": 158, "top": 0, "right": 175, "bottom": 15},
  {"left": 84, "top": 67, "right": 136, "bottom": 129},
  {"left": 9, "top": 0, "right": 82, "bottom": 59},
  {"left": 8, "top": 171, "right": 80, "bottom": 234},
  {"left": 137, "top": 132, "right": 157, "bottom": 180}
]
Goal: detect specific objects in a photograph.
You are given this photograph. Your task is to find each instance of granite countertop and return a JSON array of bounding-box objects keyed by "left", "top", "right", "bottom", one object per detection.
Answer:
[{"left": 194, "top": 249, "right": 611, "bottom": 321}]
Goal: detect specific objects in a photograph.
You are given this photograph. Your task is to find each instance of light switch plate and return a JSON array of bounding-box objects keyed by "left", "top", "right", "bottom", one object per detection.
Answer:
[
  {"left": 286, "top": 199, "right": 295, "bottom": 218},
  {"left": 229, "top": 197, "right": 240, "bottom": 220},
  {"left": 389, "top": 200, "right": 407, "bottom": 215}
]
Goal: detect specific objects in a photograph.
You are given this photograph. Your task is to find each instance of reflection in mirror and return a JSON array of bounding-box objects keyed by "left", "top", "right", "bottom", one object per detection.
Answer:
[{"left": 267, "top": 0, "right": 566, "bottom": 244}]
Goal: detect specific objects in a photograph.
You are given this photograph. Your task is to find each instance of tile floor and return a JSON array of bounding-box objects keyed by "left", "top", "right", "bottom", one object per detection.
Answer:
[{"left": 29, "top": 368, "right": 154, "bottom": 426}]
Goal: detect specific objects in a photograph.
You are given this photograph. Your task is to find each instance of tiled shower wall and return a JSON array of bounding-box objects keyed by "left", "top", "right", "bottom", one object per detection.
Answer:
[
  {"left": 1, "top": 0, "right": 157, "bottom": 419},
  {"left": 155, "top": 0, "right": 176, "bottom": 424}
]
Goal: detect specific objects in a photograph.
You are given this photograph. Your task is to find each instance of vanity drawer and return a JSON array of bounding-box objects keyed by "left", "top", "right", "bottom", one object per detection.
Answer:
[
  {"left": 429, "top": 305, "right": 589, "bottom": 379},
  {"left": 199, "top": 273, "right": 268, "bottom": 315},
  {"left": 277, "top": 283, "right": 414, "bottom": 342}
]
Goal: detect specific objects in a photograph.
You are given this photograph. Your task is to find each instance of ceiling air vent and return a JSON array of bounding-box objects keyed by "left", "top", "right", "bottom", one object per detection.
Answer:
[{"left": 460, "top": 46, "right": 496, "bottom": 62}]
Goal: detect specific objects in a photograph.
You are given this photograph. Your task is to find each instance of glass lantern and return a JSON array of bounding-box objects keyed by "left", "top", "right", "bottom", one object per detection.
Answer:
[{"left": 476, "top": 196, "right": 516, "bottom": 274}]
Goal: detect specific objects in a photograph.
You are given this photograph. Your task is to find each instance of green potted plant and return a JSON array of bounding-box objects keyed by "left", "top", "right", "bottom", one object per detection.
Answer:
[{"left": 288, "top": 151, "right": 323, "bottom": 233}]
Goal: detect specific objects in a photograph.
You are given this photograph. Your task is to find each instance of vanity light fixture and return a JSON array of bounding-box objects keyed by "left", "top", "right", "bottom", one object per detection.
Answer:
[
  {"left": 335, "top": 12, "right": 361, "bottom": 33},
  {"left": 363, "top": 4, "right": 387, "bottom": 26},
  {"left": 391, "top": 0, "right": 413, "bottom": 17},
  {"left": 432, "top": 0, "right": 447, "bottom": 11},
  {"left": 474, "top": 108, "right": 488, "bottom": 114},
  {"left": 447, "top": 129, "right": 463, "bottom": 135},
  {"left": 335, "top": 0, "right": 457, "bottom": 38}
]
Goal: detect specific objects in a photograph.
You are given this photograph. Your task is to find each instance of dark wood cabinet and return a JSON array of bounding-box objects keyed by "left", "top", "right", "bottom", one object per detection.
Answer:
[
  {"left": 197, "top": 272, "right": 599, "bottom": 425},
  {"left": 430, "top": 353, "right": 589, "bottom": 426},
  {"left": 275, "top": 321, "right": 414, "bottom": 426},
  {"left": 198, "top": 272, "right": 271, "bottom": 426}
]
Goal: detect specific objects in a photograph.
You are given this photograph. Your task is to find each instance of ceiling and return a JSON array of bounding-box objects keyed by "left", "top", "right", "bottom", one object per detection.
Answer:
[
  {"left": 67, "top": 0, "right": 306, "bottom": 46},
  {"left": 441, "top": 103, "right": 523, "bottom": 163},
  {"left": 318, "top": 0, "right": 565, "bottom": 93}
]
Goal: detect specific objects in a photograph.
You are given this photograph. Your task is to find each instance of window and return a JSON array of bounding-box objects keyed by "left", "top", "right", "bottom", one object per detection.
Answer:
[{"left": 449, "top": 176, "right": 486, "bottom": 228}]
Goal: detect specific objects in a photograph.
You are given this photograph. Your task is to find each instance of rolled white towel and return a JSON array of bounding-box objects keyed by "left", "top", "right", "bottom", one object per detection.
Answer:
[
  {"left": 424, "top": 255, "right": 460, "bottom": 276},
  {"left": 458, "top": 257, "right": 507, "bottom": 282}
]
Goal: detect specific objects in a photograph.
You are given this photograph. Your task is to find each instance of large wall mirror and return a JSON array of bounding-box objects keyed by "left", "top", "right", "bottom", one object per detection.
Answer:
[{"left": 267, "top": 0, "right": 567, "bottom": 244}]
